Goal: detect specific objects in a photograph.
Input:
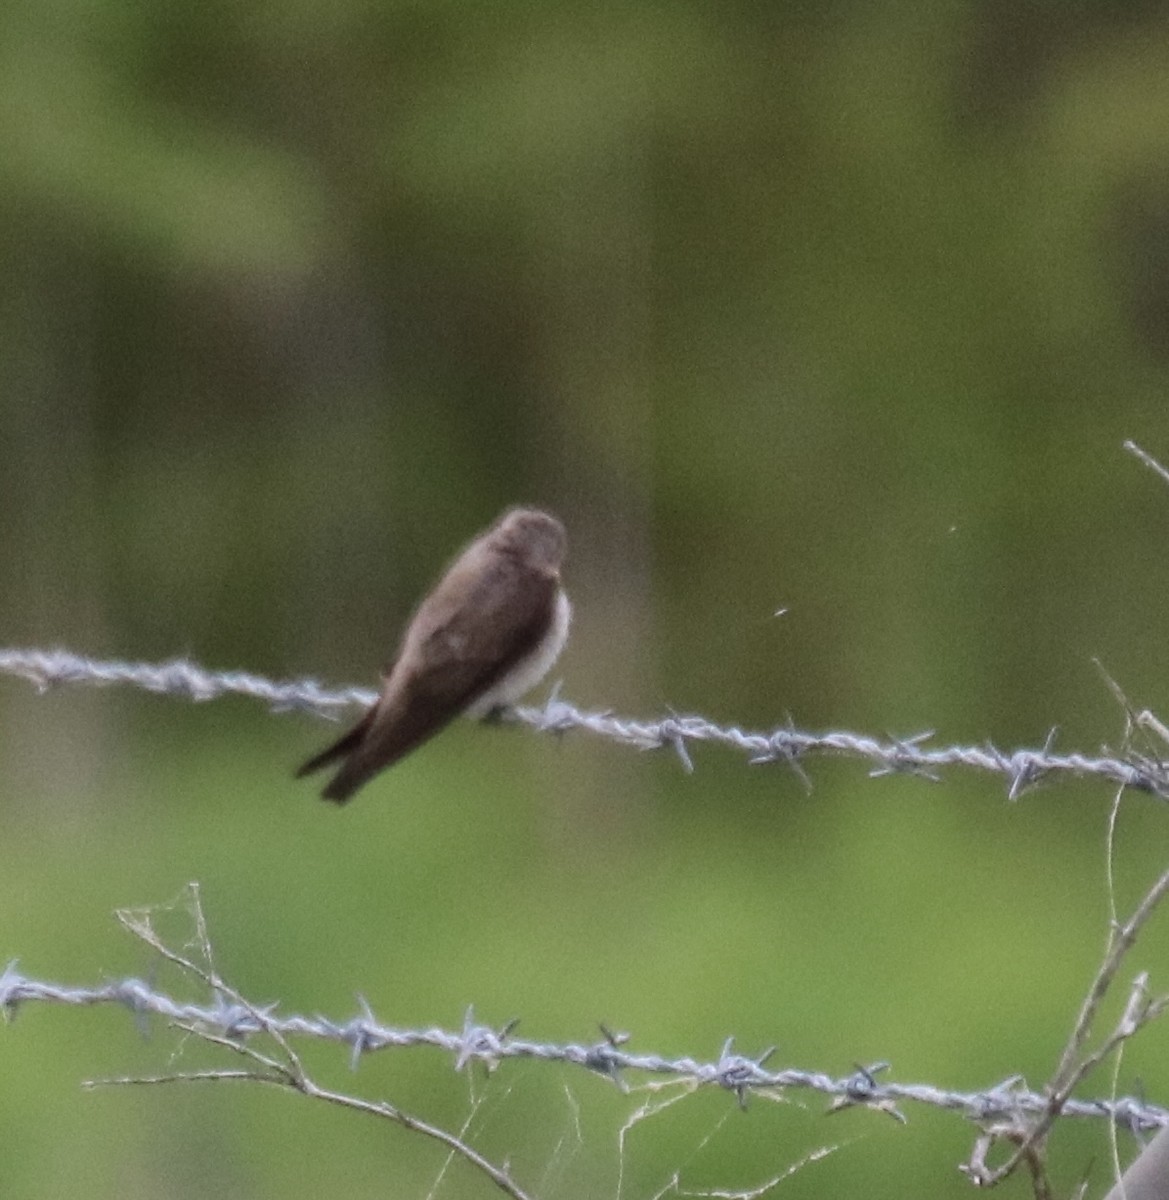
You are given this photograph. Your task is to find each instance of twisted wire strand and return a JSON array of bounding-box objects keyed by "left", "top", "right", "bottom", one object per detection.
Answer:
[
  {"left": 1, "top": 962, "right": 1163, "bottom": 1133},
  {"left": 0, "top": 646, "right": 1163, "bottom": 799}
]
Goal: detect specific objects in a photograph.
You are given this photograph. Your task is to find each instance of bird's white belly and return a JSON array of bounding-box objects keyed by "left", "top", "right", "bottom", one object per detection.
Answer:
[{"left": 466, "top": 589, "right": 571, "bottom": 717}]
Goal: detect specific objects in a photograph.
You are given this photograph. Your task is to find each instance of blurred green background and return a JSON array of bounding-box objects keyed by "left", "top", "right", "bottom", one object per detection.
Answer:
[{"left": 4, "top": 1, "right": 1169, "bottom": 1196}]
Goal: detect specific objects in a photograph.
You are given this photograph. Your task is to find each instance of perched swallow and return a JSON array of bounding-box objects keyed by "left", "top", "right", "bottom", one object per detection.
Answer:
[{"left": 297, "top": 507, "right": 570, "bottom": 803}]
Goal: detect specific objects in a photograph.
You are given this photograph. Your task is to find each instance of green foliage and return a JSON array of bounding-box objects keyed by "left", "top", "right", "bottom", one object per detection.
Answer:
[{"left": 3, "top": 0, "right": 1169, "bottom": 1195}]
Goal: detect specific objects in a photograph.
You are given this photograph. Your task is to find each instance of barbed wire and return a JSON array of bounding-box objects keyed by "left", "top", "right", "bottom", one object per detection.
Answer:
[
  {"left": 2, "top": 959, "right": 1165, "bottom": 1135},
  {"left": 2, "top": 646, "right": 1167, "bottom": 800}
]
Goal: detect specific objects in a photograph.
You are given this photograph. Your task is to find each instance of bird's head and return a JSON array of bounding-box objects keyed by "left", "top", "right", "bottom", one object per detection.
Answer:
[{"left": 494, "top": 507, "right": 567, "bottom": 572}]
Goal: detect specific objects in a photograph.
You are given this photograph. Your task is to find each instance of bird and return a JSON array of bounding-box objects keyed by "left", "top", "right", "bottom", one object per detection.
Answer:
[{"left": 296, "top": 507, "right": 571, "bottom": 803}]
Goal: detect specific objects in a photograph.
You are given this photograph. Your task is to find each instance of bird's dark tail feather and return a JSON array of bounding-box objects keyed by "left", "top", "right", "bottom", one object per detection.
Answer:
[
  {"left": 295, "top": 708, "right": 377, "bottom": 804},
  {"left": 319, "top": 763, "right": 369, "bottom": 805},
  {"left": 295, "top": 728, "right": 362, "bottom": 778}
]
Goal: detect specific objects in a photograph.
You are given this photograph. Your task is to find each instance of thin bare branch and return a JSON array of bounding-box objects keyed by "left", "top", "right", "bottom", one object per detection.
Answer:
[
  {"left": 84, "top": 886, "right": 537, "bottom": 1200},
  {"left": 1124, "top": 439, "right": 1169, "bottom": 489},
  {"left": 958, "top": 854, "right": 1169, "bottom": 1188}
]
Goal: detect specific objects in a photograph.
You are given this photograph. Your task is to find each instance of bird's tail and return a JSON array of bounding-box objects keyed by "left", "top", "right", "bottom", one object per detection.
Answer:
[
  {"left": 295, "top": 708, "right": 377, "bottom": 800},
  {"left": 317, "top": 757, "right": 376, "bottom": 804}
]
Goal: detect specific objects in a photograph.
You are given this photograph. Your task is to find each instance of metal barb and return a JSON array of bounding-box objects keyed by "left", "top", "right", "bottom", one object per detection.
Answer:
[
  {"left": 0, "top": 960, "right": 22, "bottom": 1022},
  {"left": 828, "top": 1061, "right": 905, "bottom": 1122},
  {"left": 455, "top": 1007, "right": 505, "bottom": 1074},
  {"left": 716, "top": 1038, "right": 764, "bottom": 1110},
  {"left": 870, "top": 732, "right": 939, "bottom": 783},
  {"left": 750, "top": 730, "right": 813, "bottom": 793},
  {"left": 583, "top": 1029, "right": 629, "bottom": 1086},
  {"left": 345, "top": 999, "right": 379, "bottom": 1071},
  {"left": 657, "top": 719, "right": 695, "bottom": 773}
]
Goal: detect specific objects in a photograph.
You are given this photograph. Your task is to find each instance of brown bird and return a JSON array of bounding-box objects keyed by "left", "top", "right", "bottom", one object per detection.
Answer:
[{"left": 297, "top": 507, "right": 570, "bottom": 803}]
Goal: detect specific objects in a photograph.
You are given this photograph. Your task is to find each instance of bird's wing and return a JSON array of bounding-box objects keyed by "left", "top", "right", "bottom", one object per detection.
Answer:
[
  {"left": 411, "top": 558, "right": 557, "bottom": 707},
  {"left": 314, "top": 562, "right": 557, "bottom": 803}
]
